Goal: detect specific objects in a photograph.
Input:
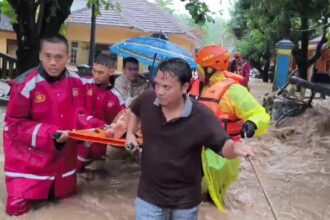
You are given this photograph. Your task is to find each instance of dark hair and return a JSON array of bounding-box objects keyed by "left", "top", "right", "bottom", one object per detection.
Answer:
[
  {"left": 123, "top": 57, "right": 139, "bottom": 68},
  {"left": 40, "top": 34, "right": 69, "bottom": 52},
  {"left": 157, "top": 58, "right": 192, "bottom": 85},
  {"left": 94, "top": 54, "right": 116, "bottom": 68}
]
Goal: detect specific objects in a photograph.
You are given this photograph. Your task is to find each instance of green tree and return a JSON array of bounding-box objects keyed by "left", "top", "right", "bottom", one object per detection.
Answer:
[
  {"left": 230, "top": 0, "right": 329, "bottom": 81},
  {"left": 229, "top": 0, "right": 291, "bottom": 82},
  {"left": 1, "top": 0, "right": 74, "bottom": 75},
  {"left": 86, "top": 1, "right": 121, "bottom": 66},
  {"left": 172, "top": 11, "right": 236, "bottom": 47},
  {"left": 1, "top": 0, "right": 214, "bottom": 76},
  {"left": 195, "top": 18, "right": 234, "bottom": 46},
  {"left": 286, "top": 0, "right": 330, "bottom": 79}
]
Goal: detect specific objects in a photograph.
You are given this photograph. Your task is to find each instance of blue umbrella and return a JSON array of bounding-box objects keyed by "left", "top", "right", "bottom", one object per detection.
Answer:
[{"left": 110, "top": 37, "right": 197, "bottom": 70}]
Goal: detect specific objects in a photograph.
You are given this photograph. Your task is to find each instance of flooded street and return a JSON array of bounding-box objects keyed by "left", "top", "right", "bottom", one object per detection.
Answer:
[{"left": 0, "top": 79, "right": 329, "bottom": 219}]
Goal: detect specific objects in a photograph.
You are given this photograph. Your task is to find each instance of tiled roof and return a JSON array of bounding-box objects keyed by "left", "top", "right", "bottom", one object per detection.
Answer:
[
  {"left": 67, "top": 0, "right": 199, "bottom": 40},
  {"left": 1, "top": 0, "right": 199, "bottom": 41},
  {"left": 310, "top": 36, "right": 323, "bottom": 44}
]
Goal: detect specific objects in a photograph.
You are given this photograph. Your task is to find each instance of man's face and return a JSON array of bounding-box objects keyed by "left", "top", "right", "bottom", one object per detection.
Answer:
[
  {"left": 92, "top": 63, "right": 114, "bottom": 85},
  {"left": 154, "top": 70, "right": 188, "bottom": 107},
  {"left": 237, "top": 57, "right": 243, "bottom": 64},
  {"left": 123, "top": 62, "right": 139, "bottom": 82},
  {"left": 39, "top": 42, "right": 69, "bottom": 77}
]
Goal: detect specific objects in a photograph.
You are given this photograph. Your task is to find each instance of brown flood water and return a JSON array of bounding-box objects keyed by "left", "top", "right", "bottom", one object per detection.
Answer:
[{"left": 0, "top": 78, "right": 329, "bottom": 219}]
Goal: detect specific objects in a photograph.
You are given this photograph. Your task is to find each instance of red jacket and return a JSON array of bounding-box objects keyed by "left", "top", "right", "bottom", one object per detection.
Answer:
[
  {"left": 79, "top": 78, "right": 124, "bottom": 160},
  {"left": 237, "top": 62, "right": 251, "bottom": 88},
  {"left": 3, "top": 67, "right": 103, "bottom": 200},
  {"left": 84, "top": 78, "right": 124, "bottom": 124}
]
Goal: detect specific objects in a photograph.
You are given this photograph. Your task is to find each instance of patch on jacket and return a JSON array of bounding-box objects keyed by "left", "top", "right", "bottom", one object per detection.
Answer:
[
  {"left": 34, "top": 92, "right": 46, "bottom": 103},
  {"left": 87, "top": 88, "right": 93, "bottom": 96},
  {"left": 72, "top": 88, "right": 79, "bottom": 97},
  {"left": 107, "top": 101, "right": 114, "bottom": 108}
]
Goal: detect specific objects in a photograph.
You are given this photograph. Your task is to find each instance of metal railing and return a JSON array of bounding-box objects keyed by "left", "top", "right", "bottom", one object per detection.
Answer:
[{"left": 0, "top": 52, "right": 17, "bottom": 79}]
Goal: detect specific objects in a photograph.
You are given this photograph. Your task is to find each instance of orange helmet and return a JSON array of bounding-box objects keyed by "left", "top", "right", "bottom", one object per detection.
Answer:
[{"left": 195, "top": 45, "right": 231, "bottom": 71}]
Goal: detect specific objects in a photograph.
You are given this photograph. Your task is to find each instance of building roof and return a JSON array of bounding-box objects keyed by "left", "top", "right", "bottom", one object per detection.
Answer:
[
  {"left": 1, "top": 0, "right": 199, "bottom": 41},
  {"left": 309, "top": 35, "right": 329, "bottom": 50},
  {"left": 67, "top": 0, "right": 199, "bottom": 41},
  {"left": 0, "top": 13, "right": 13, "bottom": 31},
  {"left": 310, "top": 36, "right": 323, "bottom": 44}
]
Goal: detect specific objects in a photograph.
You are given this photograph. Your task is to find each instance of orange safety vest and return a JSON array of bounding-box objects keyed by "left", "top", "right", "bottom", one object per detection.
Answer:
[{"left": 189, "top": 76, "right": 243, "bottom": 141}]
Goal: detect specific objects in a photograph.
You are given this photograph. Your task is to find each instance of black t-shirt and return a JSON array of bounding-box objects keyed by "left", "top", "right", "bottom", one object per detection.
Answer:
[{"left": 130, "top": 89, "right": 230, "bottom": 209}]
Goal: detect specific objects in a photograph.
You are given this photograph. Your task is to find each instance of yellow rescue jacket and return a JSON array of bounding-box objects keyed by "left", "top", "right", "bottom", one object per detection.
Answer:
[
  {"left": 191, "top": 71, "right": 270, "bottom": 212},
  {"left": 190, "top": 71, "right": 270, "bottom": 139},
  {"left": 189, "top": 75, "right": 243, "bottom": 141}
]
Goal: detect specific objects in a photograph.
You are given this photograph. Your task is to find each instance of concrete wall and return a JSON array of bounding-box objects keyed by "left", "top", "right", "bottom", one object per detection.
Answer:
[{"left": 0, "top": 31, "right": 16, "bottom": 56}]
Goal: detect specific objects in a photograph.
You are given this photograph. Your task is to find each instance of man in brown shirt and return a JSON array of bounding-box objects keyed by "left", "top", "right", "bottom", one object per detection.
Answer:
[
  {"left": 126, "top": 58, "right": 254, "bottom": 220},
  {"left": 113, "top": 57, "right": 149, "bottom": 107}
]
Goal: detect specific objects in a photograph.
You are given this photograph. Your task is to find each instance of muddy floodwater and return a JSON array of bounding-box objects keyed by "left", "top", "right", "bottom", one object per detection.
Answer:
[{"left": 0, "top": 78, "right": 329, "bottom": 219}]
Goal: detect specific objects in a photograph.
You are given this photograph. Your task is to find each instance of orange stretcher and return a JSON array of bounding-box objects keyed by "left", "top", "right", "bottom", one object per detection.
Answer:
[{"left": 68, "top": 128, "right": 126, "bottom": 147}]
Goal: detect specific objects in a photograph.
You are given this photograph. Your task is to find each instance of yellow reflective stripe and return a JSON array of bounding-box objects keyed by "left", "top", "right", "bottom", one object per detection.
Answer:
[{"left": 277, "top": 49, "right": 292, "bottom": 56}]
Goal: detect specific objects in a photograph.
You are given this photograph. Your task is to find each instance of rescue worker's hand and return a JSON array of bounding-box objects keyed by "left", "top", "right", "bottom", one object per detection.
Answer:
[
  {"left": 233, "top": 142, "right": 254, "bottom": 159},
  {"left": 53, "top": 130, "right": 69, "bottom": 143},
  {"left": 125, "top": 132, "right": 138, "bottom": 153},
  {"left": 241, "top": 121, "right": 257, "bottom": 138},
  {"left": 53, "top": 131, "right": 68, "bottom": 151}
]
